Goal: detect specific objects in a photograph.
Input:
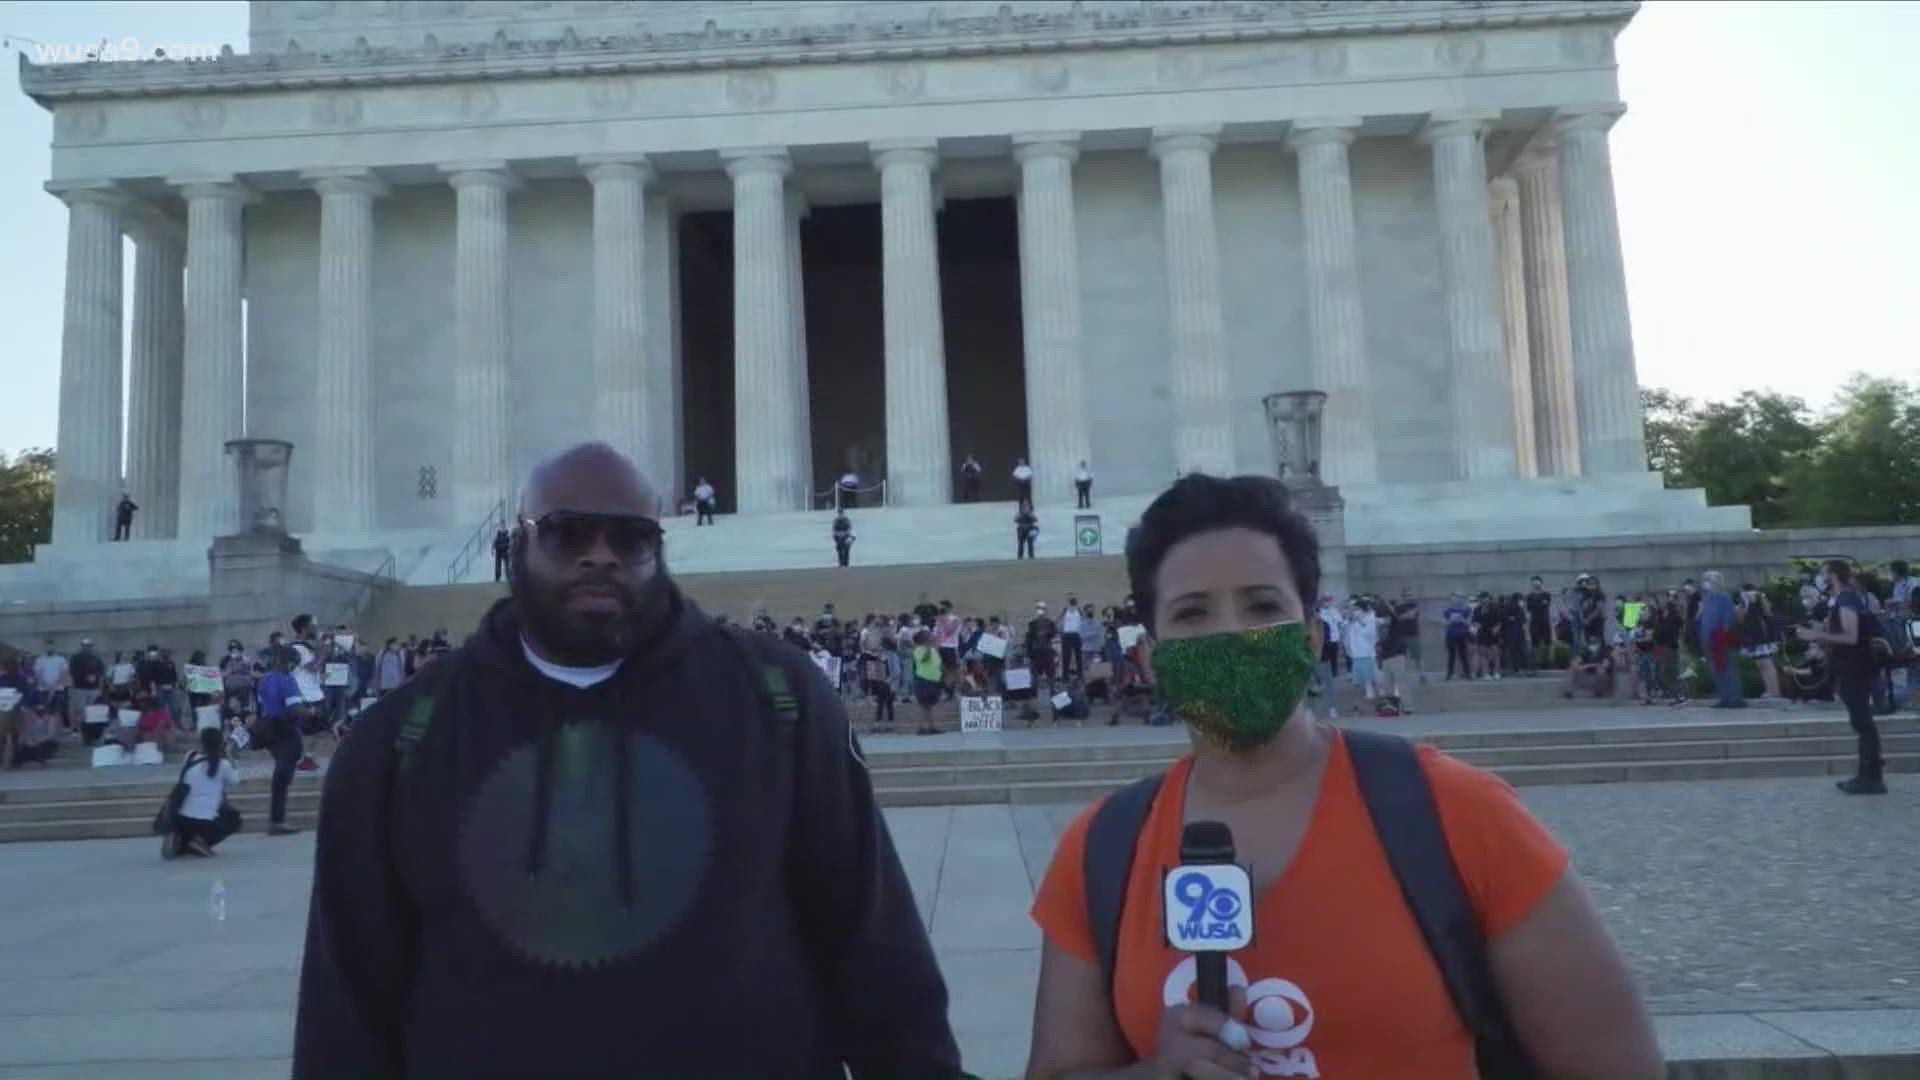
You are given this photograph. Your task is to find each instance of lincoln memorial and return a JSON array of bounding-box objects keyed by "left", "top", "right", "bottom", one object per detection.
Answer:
[{"left": 10, "top": 0, "right": 1747, "bottom": 602}]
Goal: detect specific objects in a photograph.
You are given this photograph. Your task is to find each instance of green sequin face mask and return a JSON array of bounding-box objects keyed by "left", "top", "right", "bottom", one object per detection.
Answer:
[{"left": 1151, "top": 621, "right": 1316, "bottom": 753}]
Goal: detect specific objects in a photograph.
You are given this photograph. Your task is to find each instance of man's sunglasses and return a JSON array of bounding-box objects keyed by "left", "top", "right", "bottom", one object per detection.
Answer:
[{"left": 519, "top": 511, "right": 664, "bottom": 562}]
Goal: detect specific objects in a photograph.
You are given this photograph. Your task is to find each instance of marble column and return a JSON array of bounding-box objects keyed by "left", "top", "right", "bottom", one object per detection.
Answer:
[
  {"left": 1554, "top": 104, "right": 1646, "bottom": 476},
  {"left": 1490, "top": 176, "right": 1539, "bottom": 479},
  {"left": 305, "top": 168, "right": 387, "bottom": 535},
  {"left": 722, "top": 148, "right": 805, "bottom": 513},
  {"left": 175, "top": 177, "right": 249, "bottom": 538},
  {"left": 1013, "top": 132, "right": 1090, "bottom": 505},
  {"left": 786, "top": 190, "right": 815, "bottom": 504},
  {"left": 441, "top": 162, "right": 518, "bottom": 524},
  {"left": 581, "top": 155, "right": 650, "bottom": 471},
  {"left": 1419, "top": 112, "right": 1518, "bottom": 481},
  {"left": 1514, "top": 146, "right": 1581, "bottom": 477},
  {"left": 643, "top": 193, "right": 683, "bottom": 507},
  {"left": 48, "top": 182, "right": 128, "bottom": 546},
  {"left": 1151, "top": 125, "right": 1235, "bottom": 477},
  {"left": 126, "top": 209, "right": 185, "bottom": 540},
  {"left": 873, "top": 138, "right": 953, "bottom": 506},
  {"left": 1287, "top": 118, "right": 1377, "bottom": 486}
]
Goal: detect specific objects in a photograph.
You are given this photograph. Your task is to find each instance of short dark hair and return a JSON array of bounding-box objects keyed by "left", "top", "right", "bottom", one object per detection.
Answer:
[
  {"left": 291, "top": 613, "right": 313, "bottom": 635},
  {"left": 1824, "top": 559, "right": 1854, "bottom": 586},
  {"left": 1893, "top": 560, "right": 1910, "bottom": 578},
  {"left": 1124, "top": 474, "right": 1321, "bottom": 636}
]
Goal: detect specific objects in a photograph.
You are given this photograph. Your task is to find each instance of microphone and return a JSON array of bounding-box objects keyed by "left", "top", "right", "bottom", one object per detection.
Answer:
[{"left": 1168, "top": 821, "right": 1253, "bottom": 1015}]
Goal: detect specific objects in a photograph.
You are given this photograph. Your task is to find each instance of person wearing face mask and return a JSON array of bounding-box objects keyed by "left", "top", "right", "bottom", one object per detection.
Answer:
[
  {"left": 1796, "top": 559, "right": 1887, "bottom": 794},
  {"left": 1025, "top": 473, "right": 1660, "bottom": 1080},
  {"left": 295, "top": 442, "right": 958, "bottom": 1079},
  {"left": 1697, "top": 571, "right": 1745, "bottom": 709}
]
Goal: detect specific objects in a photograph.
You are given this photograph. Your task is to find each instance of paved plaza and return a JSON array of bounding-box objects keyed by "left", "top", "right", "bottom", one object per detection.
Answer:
[{"left": 1, "top": 740, "right": 1916, "bottom": 1078}]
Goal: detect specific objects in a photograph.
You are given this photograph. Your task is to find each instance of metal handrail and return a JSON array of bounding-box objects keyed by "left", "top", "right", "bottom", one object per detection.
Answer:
[
  {"left": 447, "top": 497, "right": 510, "bottom": 585},
  {"left": 335, "top": 550, "right": 398, "bottom": 629},
  {"left": 812, "top": 480, "right": 887, "bottom": 511}
]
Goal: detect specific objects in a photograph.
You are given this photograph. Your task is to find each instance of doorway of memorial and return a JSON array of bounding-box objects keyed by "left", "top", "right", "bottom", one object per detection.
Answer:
[
  {"left": 799, "top": 196, "right": 1028, "bottom": 508},
  {"left": 677, "top": 210, "right": 736, "bottom": 513}
]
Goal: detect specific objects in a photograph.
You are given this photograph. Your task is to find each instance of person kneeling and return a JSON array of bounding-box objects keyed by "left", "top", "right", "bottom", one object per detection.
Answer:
[{"left": 164, "top": 727, "right": 242, "bottom": 859}]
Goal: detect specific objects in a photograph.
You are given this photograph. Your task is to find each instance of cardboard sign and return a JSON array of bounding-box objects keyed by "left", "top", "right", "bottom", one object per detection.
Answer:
[
  {"left": 960, "top": 695, "right": 1003, "bottom": 734},
  {"left": 1051, "top": 691, "right": 1073, "bottom": 710},
  {"left": 323, "top": 663, "right": 352, "bottom": 688},
  {"left": 86, "top": 703, "right": 111, "bottom": 726},
  {"left": 334, "top": 634, "right": 356, "bottom": 653},
  {"left": 195, "top": 705, "right": 223, "bottom": 731},
  {"left": 976, "top": 633, "right": 1008, "bottom": 659},
  {"left": 184, "top": 665, "right": 223, "bottom": 695},
  {"left": 0, "top": 689, "right": 19, "bottom": 712},
  {"left": 811, "top": 653, "right": 841, "bottom": 687},
  {"left": 1119, "top": 625, "right": 1146, "bottom": 650},
  {"left": 1003, "top": 667, "right": 1033, "bottom": 692}
]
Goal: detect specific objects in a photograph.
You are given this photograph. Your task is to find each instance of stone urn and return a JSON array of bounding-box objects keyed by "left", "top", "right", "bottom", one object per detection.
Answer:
[
  {"left": 224, "top": 439, "right": 295, "bottom": 536},
  {"left": 1262, "top": 390, "right": 1327, "bottom": 487}
]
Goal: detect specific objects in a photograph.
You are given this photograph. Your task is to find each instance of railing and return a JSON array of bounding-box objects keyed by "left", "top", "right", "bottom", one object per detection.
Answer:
[
  {"left": 446, "top": 497, "right": 511, "bottom": 585},
  {"left": 335, "top": 551, "right": 398, "bottom": 630},
  {"left": 812, "top": 480, "right": 888, "bottom": 511}
]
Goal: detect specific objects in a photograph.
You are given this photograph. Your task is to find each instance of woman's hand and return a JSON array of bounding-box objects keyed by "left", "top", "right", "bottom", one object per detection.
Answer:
[{"left": 1150, "top": 996, "right": 1257, "bottom": 1080}]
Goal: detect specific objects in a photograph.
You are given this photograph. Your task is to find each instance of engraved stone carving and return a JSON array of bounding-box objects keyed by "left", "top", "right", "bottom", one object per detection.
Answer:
[
  {"left": 176, "top": 99, "right": 226, "bottom": 132},
  {"left": 725, "top": 71, "right": 777, "bottom": 107},
  {"left": 312, "top": 91, "right": 363, "bottom": 128},
  {"left": 879, "top": 63, "right": 926, "bottom": 100},
  {"left": 292, "top": 1, "right": 336, "bottom": 21},
  {"left": 1558, "top": 26, "right": 1614, "bottom": 63},
  {"left": 456, "top": 85, "right": 499, "bottom": 120},
  {"left": 1025, "top": 58, "right": 1071, "bottom": 94},
  {"left": 1437, "top": 34, "right": 1485, "bottom": 73},
  {"left": 1309, "top": 41, "right": 1348, "bottom": 79},
  {"left": 56, "top": 106, "right": 107, "bottom": 139},
  {"left": 585, "top": 76, "right": 635, "bottom": 112},
  {"left": 1156, "top": 50, "right": 1204, "bottom": 87}
]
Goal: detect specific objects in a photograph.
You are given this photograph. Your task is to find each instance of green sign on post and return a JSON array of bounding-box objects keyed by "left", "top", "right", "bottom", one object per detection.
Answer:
[{"left": 1074, "top": 514, "right": 1102, "bottom": 556}]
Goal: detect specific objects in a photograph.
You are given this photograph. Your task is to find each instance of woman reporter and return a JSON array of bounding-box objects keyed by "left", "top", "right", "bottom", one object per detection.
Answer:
[{"left": 1024, "top": 474, "right": 1660, "bottom": 1080}]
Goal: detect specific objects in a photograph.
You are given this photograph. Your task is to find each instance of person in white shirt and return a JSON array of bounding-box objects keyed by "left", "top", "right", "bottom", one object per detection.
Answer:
[
  {"left": 1343, "top": 599, "right": 1381, "bottom": 705},
  {"left": 32, "top": 643, "right": 69, "bottom": 700},
  {"left": 693, "top": 477, "right": 717, "bottom": 526},
  {"left": 1074, "top": 461, "right": 1094, "bottom": 509},
  {"left": 164, "top": 726, "right": 242, "bottom": 859},
  {"left": 1059, "top": 598, "right": 1086, "bottom": 681},
  {"left": 1011, "top": 458, "right": 1035, "bottom": 508}
]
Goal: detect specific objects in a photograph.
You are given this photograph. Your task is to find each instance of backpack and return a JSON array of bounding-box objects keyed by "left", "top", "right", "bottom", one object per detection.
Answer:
[{"left": 1083, "top": 729, "right": 1535, "bottom": 1079}]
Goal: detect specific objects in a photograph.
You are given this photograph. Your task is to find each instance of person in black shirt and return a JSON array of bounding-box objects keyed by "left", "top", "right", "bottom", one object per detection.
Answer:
[
  {"left": 1015, "top": 506, "right": 1039, "bottom": 559},
  {"left": 491, "top": 526, "right": 511, "bottom": 582},
  {"left": 1503, "top": 593, "right": 1533, "bottom": 675},
  {"left": 1797, "top": 560, "right": 1885, "bottom": 794},
  {"left": 114, "top": 493, "right": 138, "bottom": 541},
  {"left": 959, "top": 454, "right": 983, "bottom": 503},
  {"left": 1470, "top": 592, "right": 1502, "bottom": 679},
  {"left": 294, "top": 442, "right": 959, "bottom": 1077},
  {"left": 1525, "top": 577, "right": 1553, "bottom": 651},
  {"left": 831, "top": 511, "right": 854, "bottom": 567}
]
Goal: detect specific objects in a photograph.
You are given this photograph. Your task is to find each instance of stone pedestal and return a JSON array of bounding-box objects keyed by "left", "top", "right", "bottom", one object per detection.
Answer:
[
  {"left": 1262, "top": 390, "right": 1347, "bottom": 597},
  {"left": 224, "top": 439, "right": 296, "bottom": 536}
]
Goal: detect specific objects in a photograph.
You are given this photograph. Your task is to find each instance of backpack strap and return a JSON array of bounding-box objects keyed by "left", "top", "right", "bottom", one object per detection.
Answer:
[
  {"left": 1344, "top": 729, "right": 1535, "bottom": 1080},
  {"left": 1083, "top": 772, "right": 1166, "bottom": 1019}
]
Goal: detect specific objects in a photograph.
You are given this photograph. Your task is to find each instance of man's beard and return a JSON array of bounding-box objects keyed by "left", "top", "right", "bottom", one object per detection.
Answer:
[{"left": 509, "top": 544, "right": 671, "bottom": 666}]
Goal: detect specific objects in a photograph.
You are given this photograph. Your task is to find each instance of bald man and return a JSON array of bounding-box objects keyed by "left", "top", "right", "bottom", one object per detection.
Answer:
[{"left": 295, "top": 443, "right": 960, "bottom": 1079}]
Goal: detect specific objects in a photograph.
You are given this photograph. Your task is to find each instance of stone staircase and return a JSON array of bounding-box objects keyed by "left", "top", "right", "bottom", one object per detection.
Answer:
[{"left": 4, "top": 715, "right": 1912, "bottom": 844}]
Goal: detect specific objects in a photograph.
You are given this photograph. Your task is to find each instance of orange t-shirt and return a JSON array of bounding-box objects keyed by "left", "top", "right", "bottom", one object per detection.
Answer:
[{"left": 1030, "top": 730, "right": 1568, "bottom": 1078}]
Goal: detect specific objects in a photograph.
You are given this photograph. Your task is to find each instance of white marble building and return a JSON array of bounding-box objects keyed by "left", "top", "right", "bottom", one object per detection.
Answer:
[{"left": 14, "top": 0, "right": 1749, "bottom": 599}]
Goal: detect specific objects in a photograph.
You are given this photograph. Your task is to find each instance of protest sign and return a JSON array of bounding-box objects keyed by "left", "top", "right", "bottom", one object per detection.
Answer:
[
  {"left": 184, "top": 665, "right": 223, "bottom": 695},
  {"left": 976, "top": 633, "right": 1008, "bottom": 659}
]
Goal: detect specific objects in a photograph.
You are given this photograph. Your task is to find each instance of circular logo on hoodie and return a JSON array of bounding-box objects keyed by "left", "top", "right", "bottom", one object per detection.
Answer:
[{"left": 455, "top": 723, "right": 712, "bottom": 971}]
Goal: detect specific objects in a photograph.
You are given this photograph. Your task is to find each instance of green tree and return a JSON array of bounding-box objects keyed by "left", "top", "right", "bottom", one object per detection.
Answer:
[
  {"left": 0, "top": 448, "right": 54, "bottom": 564},
  {"left": 1787, "top": 376, "right": 1920, "bottom": 526},
  {"left": 1640, "top": 387, "right": 1696, "bottom": 479},
  {"left": 1672, "top": 390, "right": 1819, "bottom": 527}
]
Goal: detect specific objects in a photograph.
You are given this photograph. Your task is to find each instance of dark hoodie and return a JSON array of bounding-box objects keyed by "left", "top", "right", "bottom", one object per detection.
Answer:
[{"left": 293, "top": 592, "right": 959, "bottom": 1079}]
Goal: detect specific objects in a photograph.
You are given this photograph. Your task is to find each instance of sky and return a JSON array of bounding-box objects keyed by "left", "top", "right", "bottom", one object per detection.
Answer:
[{"left": 0, "top": 0, "right": 1915, "bottom": 458}]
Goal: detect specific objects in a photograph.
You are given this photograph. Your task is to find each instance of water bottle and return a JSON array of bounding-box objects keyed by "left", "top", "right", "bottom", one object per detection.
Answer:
[{"left": 210, "top": 879, "right": 228, "bottom": 923}]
